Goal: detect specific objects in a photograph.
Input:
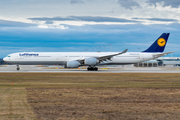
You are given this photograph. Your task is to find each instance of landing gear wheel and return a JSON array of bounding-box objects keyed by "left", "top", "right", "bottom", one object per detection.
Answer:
[
  {"left": 16, "top": 65, "right": 20, "bottom": 71},
  {"left": 87, "top": 67, "right": 98, "bottom": 71},
  {"left": 91, "top": 67, "right": 94, "bottom": 71},
  {"left": 87, "top": 67, "right": 90, "bottom": 71},
  {"left": 87, "top": 67, "right": 92, "bottom": 71}
]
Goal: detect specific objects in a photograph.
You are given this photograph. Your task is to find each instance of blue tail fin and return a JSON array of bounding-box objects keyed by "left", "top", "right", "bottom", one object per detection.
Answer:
[{"left": 142, "top": 33, "right": 170, "bottom": 52}]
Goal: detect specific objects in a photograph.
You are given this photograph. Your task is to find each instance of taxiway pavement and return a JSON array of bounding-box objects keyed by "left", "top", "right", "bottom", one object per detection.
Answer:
[{"left": 0, "top": 65, "right": 180, "bottom": 73}]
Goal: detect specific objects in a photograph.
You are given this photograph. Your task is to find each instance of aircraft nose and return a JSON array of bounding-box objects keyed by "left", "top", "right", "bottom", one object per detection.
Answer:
[{"left": 3, "top": 57, "right": 8, "bottom": 61}]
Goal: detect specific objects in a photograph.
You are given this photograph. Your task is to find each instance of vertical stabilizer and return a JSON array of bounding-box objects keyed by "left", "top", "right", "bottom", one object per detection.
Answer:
[{"left": 143, "top": 33, "right": 170, "bottom": 52}]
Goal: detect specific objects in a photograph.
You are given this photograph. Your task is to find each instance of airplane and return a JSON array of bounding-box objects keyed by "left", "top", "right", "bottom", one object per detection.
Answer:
[{"left": 3, "top": 33, "right": 173, "bottom": 71}]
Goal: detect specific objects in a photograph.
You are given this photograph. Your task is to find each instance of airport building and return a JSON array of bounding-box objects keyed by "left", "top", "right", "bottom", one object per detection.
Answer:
[
  {"left": 134, "top": 60, "right": 158, "bottom": 67},
  {"left": 157, "top": 57, "right": 180, "bottom": 67},
  {"left": 135, "top": 57, "right": 180, "bottom": 67}
]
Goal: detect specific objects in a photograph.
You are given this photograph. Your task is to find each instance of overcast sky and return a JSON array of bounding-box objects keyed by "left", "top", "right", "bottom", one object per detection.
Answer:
[{"left": 0, "top": 0, "right": 180, "bottom": 57}]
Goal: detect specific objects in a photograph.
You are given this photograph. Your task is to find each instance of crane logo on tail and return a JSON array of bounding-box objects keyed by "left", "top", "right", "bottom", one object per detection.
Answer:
[{"left": 157, "top": 38, "right": 166, "bottom": 47}]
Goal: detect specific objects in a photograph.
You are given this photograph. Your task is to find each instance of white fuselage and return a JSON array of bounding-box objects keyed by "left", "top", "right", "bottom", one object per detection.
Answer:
[{"left": 3, "top": 52, "right": 157, "bottom": 65}]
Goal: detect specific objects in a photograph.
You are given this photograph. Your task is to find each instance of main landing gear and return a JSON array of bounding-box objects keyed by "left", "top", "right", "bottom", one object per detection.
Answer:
[
  {"left": 17, "top": 65, "right": 20, "bottom": 71},
  {"left": 87, "top": 66, "right": 98, "bottom": 71}
]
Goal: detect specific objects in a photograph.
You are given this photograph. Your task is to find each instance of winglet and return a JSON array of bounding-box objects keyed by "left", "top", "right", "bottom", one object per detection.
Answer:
[{"left": 121, "top": 49, "right": 128, "bottom": 54}]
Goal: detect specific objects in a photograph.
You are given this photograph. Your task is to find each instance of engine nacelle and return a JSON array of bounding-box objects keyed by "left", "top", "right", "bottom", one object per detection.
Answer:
[
  {"left": 84, "top": 57, "right": 99, "bottom": 66},
  {"left": 66, "top": 61, "right": 80, "bottom": 68}
]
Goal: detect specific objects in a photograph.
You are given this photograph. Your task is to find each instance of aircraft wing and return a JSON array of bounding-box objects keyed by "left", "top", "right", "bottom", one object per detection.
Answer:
[
  {"left": 78, "top": 49, "right": 128, "bottom": 64},
  {"left": 153, "top": 51, "right": 174, "bottom": 58},
  {"left": 96, "top": 49, "right": 128, "bottom": 62}
]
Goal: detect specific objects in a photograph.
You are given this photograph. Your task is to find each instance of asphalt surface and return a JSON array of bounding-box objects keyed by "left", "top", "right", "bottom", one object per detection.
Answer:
[{"left": 0, "top": 65, "right": 180, "bottom": 73}]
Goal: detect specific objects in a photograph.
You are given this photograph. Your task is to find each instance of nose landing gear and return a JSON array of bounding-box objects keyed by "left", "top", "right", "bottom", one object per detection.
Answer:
[
  {"left": 17, "top": 65, "right": 20, "bottom": 71},
  {"left": 87, "top": 66, "right": 98, "bottom": 71}
]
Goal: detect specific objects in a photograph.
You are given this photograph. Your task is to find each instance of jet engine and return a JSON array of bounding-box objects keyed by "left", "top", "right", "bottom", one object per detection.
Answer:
[
  {"left": 84, "top": 58, "right": 99, "bottom": 65},
  {"left": 66, "top": 61, "right": 80, "bottom": 68}
]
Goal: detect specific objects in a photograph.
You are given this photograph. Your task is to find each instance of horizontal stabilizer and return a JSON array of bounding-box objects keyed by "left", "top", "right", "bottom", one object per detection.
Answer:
[{"left": 153, "top": 51, "right": 174, "bottom": 58}]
